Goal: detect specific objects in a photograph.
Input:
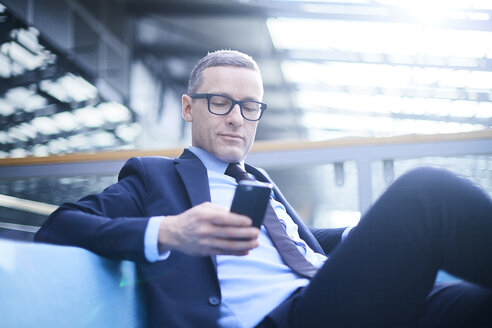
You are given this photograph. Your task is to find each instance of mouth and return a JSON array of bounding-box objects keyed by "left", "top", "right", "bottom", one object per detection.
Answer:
[{"left": 219, "top": 133, "right": 243, "bottom": 141}]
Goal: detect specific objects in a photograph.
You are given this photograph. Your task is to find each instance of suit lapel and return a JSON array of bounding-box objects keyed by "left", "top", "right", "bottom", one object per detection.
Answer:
[
  {"left": 174, "top": 149, "right": 218, "bottom": 269},
  {"left": 174, "top": 149, "right": 211, "bottom": 206}
]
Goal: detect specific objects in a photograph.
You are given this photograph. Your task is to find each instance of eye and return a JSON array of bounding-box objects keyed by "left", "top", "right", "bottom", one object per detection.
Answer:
[
  {"left": 211, "top": 100, "right": 228, "bottom": 108},
  {"left": 210, "top": 95, "right": 231, "bottom": 108},
  {"left": 242, "top": 102, "right": 260, "bottom": 112}
]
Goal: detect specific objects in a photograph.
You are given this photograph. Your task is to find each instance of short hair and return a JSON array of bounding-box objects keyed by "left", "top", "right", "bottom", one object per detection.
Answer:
[{"left": 187, "top": 50, "right": 262, "bottom": 94}]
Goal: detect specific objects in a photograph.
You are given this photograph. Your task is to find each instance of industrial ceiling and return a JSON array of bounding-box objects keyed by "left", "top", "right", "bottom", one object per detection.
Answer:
[{"left": 1, "top": 0, "right": 491, "bottom": 157}]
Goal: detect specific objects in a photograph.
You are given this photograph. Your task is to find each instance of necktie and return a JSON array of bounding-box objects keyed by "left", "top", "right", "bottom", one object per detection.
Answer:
[{"left": 225, "top": 163, "right": 318, "bottom": 278}]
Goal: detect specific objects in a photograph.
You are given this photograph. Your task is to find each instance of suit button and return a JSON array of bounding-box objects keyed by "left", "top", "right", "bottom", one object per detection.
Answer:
[{"left": 208, "top": 296, "right": 220, "bottom": 306}]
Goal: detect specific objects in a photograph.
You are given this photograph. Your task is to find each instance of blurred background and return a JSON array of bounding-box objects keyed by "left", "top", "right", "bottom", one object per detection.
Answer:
[{"left": 0, "top": 0, "right": 491, "bottom": 240}]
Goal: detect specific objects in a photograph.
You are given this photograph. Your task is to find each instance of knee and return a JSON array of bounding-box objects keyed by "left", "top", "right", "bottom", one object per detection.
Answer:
[
  {"left": 388, "top": 167, "right": 486, "bottom": 208},
  {"left": 392, "top": 167, "right": 463, "bottom": 193},
  {"left": 400, "top": 166, "right": 455, "bottom": 182}
]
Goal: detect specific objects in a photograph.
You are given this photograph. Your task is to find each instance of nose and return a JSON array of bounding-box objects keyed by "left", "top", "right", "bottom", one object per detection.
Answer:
[{"left": 226, "top": 103, "right": 243, "bottom": 126}]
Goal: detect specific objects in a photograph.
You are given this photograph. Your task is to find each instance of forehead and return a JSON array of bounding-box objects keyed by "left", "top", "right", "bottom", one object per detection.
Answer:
[{"left": 198, "top": 66, "right": 263, "bottom": 98}]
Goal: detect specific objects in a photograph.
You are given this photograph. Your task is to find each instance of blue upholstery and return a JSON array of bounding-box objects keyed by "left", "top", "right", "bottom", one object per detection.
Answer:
[
  {"left": 0, "top": 239, "right": 459, "bottom": 328},
  {"left": 0, "top": 239, "right": 146, "bottom": 328}
]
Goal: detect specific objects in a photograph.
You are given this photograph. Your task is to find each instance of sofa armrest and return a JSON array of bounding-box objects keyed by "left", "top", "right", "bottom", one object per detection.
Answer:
[{"left": 0, "top": 239, "right": 146, "bottom": 328}]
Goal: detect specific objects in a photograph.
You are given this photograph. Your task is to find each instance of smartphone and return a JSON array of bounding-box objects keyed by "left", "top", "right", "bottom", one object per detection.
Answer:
[{"left": 230, "top": 180, "right": 273, "bottom": 228}]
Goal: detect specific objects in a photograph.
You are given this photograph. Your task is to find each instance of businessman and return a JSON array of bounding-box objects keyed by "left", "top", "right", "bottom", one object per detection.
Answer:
[{"left": 36, "top": 50, "right": 492, "bottom": 327}]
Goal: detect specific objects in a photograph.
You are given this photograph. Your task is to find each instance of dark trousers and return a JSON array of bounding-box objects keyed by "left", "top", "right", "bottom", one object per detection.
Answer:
[{"left": 265, "top": 167, "right": 492, "bottom": 327}]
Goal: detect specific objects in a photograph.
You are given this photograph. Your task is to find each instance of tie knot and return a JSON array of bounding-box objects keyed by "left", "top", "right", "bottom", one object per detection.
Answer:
[{"left": 225, "top": 163, "right": 255, "bottom": 182}]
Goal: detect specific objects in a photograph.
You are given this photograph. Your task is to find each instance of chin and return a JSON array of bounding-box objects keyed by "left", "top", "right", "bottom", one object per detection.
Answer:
[{"left": 215, "top": 149, "right": 244, "bottom": 163}]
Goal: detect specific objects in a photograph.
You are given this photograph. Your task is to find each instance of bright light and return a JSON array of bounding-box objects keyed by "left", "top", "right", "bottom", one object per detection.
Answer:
[
  {"left": 39, "top": 79, "right": 71, "bottom": 102},
  {"left": 268, "top": 13, "right": 491, "bottom": 138},
  {"left": 90, "top": 131, "right": 116, "bottom": 147},
  {"left": 0, "top": 131, "right": 7, "bottom": 143},
  {"left": 23, "top": 93, "right": 47, "bottom": 112},
  {"left": 375, "top": 0, "right": 492, "bottom": 11},
  {"left": 16, "top": 123, "right": 37, "bottom": 139},
  {"left": 5, "top": 87, "right": 38, "bottom": 109},
  {"left": 115, "top": 123, "right": 141, "bottom": 142},
  {"left": 31, "top": 144, "right": 50, "bottom": 157},
  {"left": 59, "top": 74, "right": 98, "bottom": 102},
  {"left": 296, "top": 90, "right": 489, "bottom": 120},
  {"left": 0, "top": 52, "right": 10, "bottom": 78},
  {"left": 0, "top": 42, "right": 43, "bottom": 71},
  {"left": 282, "top": 61, "right": 492, "bottom": 90},
  {"left": 40, "top": 73, "right": 98, "bottom": 103},
  {"left": 0, "top": 98, "right": 15, "bottom": 116},
  {"left": 302, "top": 110, "right": 483, "bottom": 137},
  {"left": 13, "top": 27, "right": 42, "bottom": 55},
  {"left": 8, "top": 126, "right": 30, "bottom": 142},
  {"left": 313, "top": 210, "right": 361, "bottom": 228},
  {"left": 52, "top": 112, "right": 79, "bottom": 132},
  {"left": 47, "top": 138, "right": 70, "bottom": 153},
  {"left": 98, "top": 102, "right": 132, "bottom": 123},
  {"left": 31, "top": 117, "right": 60, "bottom": 135},
  {"left": 476, "top": 102, "right": 492, "bottom": 118},
  {"left": 67, "top": 134, "right": 90, "bottom": 149},
  {"left": 74, "top": 106, "right": 105, "bottom": 128},
  {"left": 291, "top": 0, "right": 371, "bottom": 3},
  {"left": 268, "top": 18, "right": 492, "bottom": 59}
]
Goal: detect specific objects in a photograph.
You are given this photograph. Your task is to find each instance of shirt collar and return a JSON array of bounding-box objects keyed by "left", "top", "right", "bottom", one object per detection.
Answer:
[{"left": 188, "top": 146, "right": 245, "bottom": 174}]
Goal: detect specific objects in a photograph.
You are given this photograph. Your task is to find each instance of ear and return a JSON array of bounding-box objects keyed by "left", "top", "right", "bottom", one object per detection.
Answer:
[{"left": 182, "top": 94, "right": 193, "bottom": 122}]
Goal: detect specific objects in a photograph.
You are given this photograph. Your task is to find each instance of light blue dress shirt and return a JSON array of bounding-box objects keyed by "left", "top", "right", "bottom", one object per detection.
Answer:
[{"left": 144, "top": 147, "right": 329, "bottom": 327}]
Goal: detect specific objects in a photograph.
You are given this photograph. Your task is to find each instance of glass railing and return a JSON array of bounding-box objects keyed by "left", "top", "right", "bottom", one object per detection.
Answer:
[{"left": 1, "top": 130, "right": 491, "bottom": 241}]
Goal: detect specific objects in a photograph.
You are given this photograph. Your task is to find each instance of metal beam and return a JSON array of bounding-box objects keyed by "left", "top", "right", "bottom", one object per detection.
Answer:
[
  {"left": 272, "top": 82, "right": 492, "bottom": 103},
  {"left": 265, "top": 105, "right": 492, "bottom": 127},
  {"left": 126, "top": 0, "right": 492, "bottom": 31},
  {"left": 0, "top": 64, "right": 64, "bottom": 94},
  {"left": 126, "top": 1, "right": 266, "bottom": 18},
  {"left": 277, "top": 50, "right": 492, "bottom": 72},
  {"left": 134, "top": 45, "right": 492, "bottom": 73}
]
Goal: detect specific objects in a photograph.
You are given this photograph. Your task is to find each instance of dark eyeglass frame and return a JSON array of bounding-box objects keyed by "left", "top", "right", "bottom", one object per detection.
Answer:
[{"left": 189, "top": 93, "right": 267, "bottom": 121}]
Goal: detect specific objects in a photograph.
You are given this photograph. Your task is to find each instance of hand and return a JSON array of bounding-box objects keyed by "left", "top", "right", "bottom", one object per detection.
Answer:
[{"left": 158, "top": 202, "right": 260, "bottom": 256}]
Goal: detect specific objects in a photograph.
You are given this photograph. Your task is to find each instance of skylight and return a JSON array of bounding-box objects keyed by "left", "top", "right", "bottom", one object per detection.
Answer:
[{"left": 267, "top": 12, "right": 492, "bottom": 139}]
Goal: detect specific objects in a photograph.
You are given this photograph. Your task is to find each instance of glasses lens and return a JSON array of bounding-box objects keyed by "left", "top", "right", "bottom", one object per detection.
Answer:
[
  {"left": 241, "top": 102, "right": 262, "bottom": 120},
  {"left": 209, "top": 95, "right": 232, "bottom": 114}
]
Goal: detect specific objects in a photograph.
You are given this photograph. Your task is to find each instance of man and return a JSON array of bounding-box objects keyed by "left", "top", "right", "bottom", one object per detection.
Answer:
[{"left": 35, "top": 50, "right": 492, "bottom": 327}]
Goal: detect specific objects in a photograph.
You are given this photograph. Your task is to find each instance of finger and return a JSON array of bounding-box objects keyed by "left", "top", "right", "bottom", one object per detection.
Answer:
[
  {"left": 207, "top": 237, "right": 260, "bottom": 254},
  {"left": 194, "top": 204, "right": 253, "bottom": 227},
  {"left": 210, "top": 249, "right": 250, "bottom": 256},
  {"left": 211, "top": 226, "right": 260, "bottom": 240},
  {"left": 211, "top": 212, "right": 253, "bottom": 227}
]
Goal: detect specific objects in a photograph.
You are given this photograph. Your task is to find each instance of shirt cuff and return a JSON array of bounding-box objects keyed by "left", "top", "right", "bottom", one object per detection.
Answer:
[
  {"left": 341, "top": 225, "right": 356, "bottom": 242},
  {"left": 144, "top": 216, "right": 171, "bottom": 262}
]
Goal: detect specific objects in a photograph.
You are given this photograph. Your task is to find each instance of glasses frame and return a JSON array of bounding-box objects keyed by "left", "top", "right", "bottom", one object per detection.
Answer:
[{"left": 189, "top": 93, "right": 267, "bottom": 121}]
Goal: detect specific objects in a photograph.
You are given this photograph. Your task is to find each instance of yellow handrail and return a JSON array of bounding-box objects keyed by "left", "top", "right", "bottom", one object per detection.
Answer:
[
  {"left": 0, "top": 129, "right": 490, "bottom": 166},
  {"left": 0, "top": 194, "right": 58, "bottom": 215}
]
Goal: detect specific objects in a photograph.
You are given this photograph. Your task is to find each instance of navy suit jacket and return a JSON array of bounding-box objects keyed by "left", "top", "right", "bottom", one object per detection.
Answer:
[{"left": 35, "top": 149, "right": 344, "bottom": 327}]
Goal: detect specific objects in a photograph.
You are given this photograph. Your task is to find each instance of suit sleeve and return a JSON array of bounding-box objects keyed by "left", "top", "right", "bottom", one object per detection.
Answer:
[
  {"left": 310, "top": 227, "right": 348, "bottom": 255},
  {"left": 35, "top": 157, "right": 153, "bottom": 263}
]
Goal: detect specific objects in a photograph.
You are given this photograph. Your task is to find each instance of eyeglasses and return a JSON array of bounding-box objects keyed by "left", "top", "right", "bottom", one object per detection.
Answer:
[{"left": 189, "top": 93, "right": 267, "bottom": 121}]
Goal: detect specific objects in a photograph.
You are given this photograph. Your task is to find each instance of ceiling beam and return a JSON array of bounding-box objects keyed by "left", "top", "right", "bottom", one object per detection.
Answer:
[
  {"left": 276, "top": 82, "right": 492, "bottom": 103},
  {"left": 133, "top": 43, "right": 492, "bottom": 73},
  {"left": 266, "top": 105, "right": 492, "bottom": 126},
  {"left": 277, "top": 50, "right": 492, "bottom": 72},
  {"left": 126, "top": 1, "right": 492, "bottom": 32}
]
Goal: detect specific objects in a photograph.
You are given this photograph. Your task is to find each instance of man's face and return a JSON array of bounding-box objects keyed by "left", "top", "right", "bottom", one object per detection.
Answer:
[{"left": 182, "top": 66, "right": 263, "bottom": 163}]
